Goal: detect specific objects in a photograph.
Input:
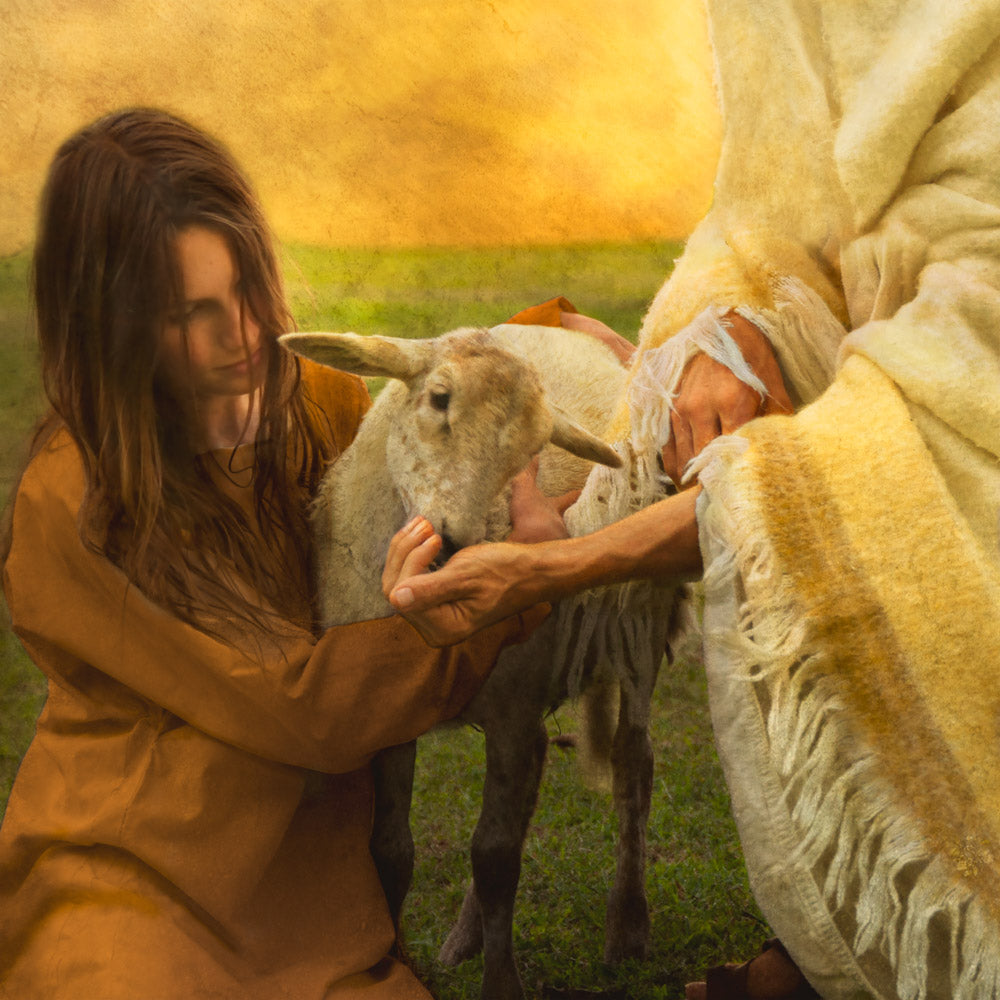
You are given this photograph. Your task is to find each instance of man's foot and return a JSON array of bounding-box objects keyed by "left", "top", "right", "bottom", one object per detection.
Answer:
[{"left": 684, "top": 939, "right": 820, "bottom": 999}]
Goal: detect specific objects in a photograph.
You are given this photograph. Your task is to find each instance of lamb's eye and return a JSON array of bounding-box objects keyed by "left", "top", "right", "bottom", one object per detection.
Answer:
[{"left": 429, "top": 390, "right": 450, "bottom": 412}]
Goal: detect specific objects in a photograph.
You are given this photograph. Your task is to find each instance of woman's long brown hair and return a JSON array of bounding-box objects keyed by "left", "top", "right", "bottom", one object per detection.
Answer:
[{"left": 22, "top": 108, "right": 335, "bottom": 640}]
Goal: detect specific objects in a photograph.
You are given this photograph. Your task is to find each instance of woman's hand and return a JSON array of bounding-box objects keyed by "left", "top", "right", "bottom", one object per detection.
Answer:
[
  {"left": 661, "top": 312, "right": 792, "bottom": 487},
  {"left": 382, "top": 518, "right": 545, "bottom": 647},
  {"left": 507, "top": 457, "right": 579, "bottom": 544}
]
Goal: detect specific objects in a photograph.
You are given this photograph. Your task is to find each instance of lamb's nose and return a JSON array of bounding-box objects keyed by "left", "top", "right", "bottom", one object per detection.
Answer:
[{"left": 438, "top": 533, "right": 460, "bottom": 563}]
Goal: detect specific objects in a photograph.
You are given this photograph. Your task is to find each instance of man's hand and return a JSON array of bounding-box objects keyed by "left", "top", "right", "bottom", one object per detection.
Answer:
[
  {"left": 661, "top": 312, "right": 792, "bottom": 487},
  {"left": 383, "top": 485, "right": 705, "bottom": 647},
  {"left": 382, "top": 517, "right": 546, "bottom": 647},
  {"left": 379, "top": 456, "right": 576, "bottom": 645}
]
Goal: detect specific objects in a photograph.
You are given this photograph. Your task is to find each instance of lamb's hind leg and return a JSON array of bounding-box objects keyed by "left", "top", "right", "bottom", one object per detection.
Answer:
[
  {"left": 440, "top": 714, "right": 548, "bottom": 1000},
  {"left": 604, "top": 665, "right": 660, "bottom": 964},
  {"left": 370, "top": 740, "right": 417, "bottom": 933},
  {"left": 438, "top": 878, "right": 483, "bottom": 966}
]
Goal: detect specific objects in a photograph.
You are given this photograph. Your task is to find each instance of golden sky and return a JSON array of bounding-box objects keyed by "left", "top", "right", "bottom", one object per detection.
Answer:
[{"left": 0, "top": 0, "right": 721, "bottom": 253}]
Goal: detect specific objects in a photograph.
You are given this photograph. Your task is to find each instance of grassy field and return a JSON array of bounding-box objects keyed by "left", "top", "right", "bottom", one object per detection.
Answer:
[{"left": 0, "top": 242, "right": 767, "bottom": 997}]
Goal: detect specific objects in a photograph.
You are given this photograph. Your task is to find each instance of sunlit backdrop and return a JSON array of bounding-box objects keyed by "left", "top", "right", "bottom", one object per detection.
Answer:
[{"left": 0, "top": 0, "right": 720, "bottom": 253}]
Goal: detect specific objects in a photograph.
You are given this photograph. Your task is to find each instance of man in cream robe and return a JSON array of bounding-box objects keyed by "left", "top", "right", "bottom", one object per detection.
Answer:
[
  {"left": 621, "top": 0, "right": 1000, "bottom": 996},
  {"left": 383, "top": 1, "right": 1000, "bottom": 994}
]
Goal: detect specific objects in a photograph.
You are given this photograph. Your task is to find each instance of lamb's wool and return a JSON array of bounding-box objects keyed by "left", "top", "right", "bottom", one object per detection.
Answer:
[
  {"left": 618, "top": 1, "right": 1000, "bottom": 996},
  {"left": 287, "top": 319, "right": 679, "bottom": 996}
]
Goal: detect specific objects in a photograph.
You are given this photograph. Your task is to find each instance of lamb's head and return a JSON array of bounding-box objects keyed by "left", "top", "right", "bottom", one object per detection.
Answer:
[{"left": 280, "top": 327, "right": 620, "bottom": 551}]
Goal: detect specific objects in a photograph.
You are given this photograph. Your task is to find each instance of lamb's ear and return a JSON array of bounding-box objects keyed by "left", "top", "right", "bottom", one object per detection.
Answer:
[
  {"left": 549, "top": 407, "right": 622, "bottom": 469},
  {"left": 279, "top": 332, "right": 435, "bottom": 382}
]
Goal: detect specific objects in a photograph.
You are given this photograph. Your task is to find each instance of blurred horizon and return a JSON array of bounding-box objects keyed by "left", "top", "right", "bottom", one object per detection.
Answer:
[{"left": 0, "top": 0, "right": 721, "bottom": 255}]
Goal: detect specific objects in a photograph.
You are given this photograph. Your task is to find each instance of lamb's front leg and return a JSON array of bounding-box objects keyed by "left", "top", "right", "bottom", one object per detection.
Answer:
[
  {"left": 440, "top": 709, "right": 548, "bottom": 1000},
  {"left": 604, "top": 664, "right": 660, "bottom": 964},
  {"left": 477, "top": 716, "right": 548, "bottom": 1000},
  {"left": 371, "top": 740, "right": 417, "bottom": 933}
]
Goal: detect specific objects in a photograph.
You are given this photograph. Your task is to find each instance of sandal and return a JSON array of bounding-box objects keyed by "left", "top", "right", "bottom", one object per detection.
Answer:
[{"left": 684, "top": 939, "right": 820, "bottom": 999}]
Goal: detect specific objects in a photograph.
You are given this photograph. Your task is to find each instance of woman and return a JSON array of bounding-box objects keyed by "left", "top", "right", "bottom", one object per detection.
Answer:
[
  {"left": 0, "top": 108, "right": 547, "bottom": 999},
  {"left": 384, "top": 2, "right": 1000, "bottom": 998}
]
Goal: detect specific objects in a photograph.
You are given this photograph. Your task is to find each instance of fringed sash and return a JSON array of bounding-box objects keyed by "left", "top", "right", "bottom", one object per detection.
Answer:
[{"left": 697, "top": 354, "right": 1000, "bottom": 999}]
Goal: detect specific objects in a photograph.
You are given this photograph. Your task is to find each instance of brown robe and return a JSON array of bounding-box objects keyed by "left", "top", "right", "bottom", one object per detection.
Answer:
[{"left": 0, "top": 358, "right": 540, "bottom": 999}]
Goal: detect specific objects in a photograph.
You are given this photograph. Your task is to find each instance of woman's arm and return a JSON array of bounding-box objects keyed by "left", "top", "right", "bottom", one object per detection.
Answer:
[
  {"left": 383, "top": 486, "right": 702, "bottom": 647},
  {"left": 4, "top": 437, "right": 547, "bottom": 774}
]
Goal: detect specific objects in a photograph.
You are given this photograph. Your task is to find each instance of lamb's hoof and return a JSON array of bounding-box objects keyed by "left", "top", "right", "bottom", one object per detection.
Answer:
[
  {"left": 479, "top": 970, "right": 526, "bottom": 1000},
  {"left": 603, "top": 935, "right": 648, "bottom": 965},
  {"left": 438, "top": 922, "right": 483, "bottom": 966},
  {"left": 603, "top": 893, "right": 649, "bottom": 964},
  {"left": 439, "top": 884, "right": 484, "bottom": 965}
]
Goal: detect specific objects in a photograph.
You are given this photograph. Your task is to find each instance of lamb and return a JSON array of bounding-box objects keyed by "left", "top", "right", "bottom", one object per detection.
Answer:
[{"left": 281, "top": 322, "right": 681, "bottom": 1000}]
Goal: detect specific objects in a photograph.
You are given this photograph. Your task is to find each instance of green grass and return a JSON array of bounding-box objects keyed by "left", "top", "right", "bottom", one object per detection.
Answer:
[
  {"left": 282, "top": 242, "right": 675, "bottom": 338},
  {"left": 405, "top": 641, "right": 768, "bottom": 998},
  {"left": 0, "top": 241, "right": 768, "bottom": 996},
  {"left": 0, "top": 253, "right": 42, "bottom": 505}
]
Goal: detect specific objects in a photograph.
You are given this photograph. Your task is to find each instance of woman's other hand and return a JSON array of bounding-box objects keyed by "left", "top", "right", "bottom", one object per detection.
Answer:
[
  {"left": 507, "top": 457, "right": 579, "bottom": 544},
  {"left": 660, "top": 311, "right": 792, "bottom": 487}
]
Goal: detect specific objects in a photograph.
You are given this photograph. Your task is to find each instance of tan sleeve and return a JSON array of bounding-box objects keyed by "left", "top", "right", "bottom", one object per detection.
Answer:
[
  {"left": 505, "top": 296, "right": 578, "bottom": 327},
  {"left": 298, "top": 355, "right": 372, "bottom": 455},
  {"left": 3, "top": 436, "right": 540, "bottom": 774}
]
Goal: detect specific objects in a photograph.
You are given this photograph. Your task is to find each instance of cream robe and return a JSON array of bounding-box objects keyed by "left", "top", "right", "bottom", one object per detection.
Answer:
[{"left": 619, "top": 2, "right": 1000, "bottom": 997}]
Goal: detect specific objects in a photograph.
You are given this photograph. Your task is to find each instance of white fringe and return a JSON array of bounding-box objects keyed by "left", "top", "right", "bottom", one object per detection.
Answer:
[
  {"left": 556, "top": 440, "right": 679, "bottom": 704},
  {"left": 524, "top": 434, "right": 683, "bottom": 790},
  {"left": 628, "top": 306, "right": 769, "bottom": 472},
  {"left": 696, "top": 435, "right": 1000, "bottom": 1000},
  {"left": 626, "top": 277, "right": 847, "bottom": 493},
  {"left": 734, "top": 276, "right": 845, "bottom": 408}
]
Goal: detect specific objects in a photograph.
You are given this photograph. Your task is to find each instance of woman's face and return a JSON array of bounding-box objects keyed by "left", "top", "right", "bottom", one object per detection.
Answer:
[{"left": 159, "top": 225, "right": 266, "bottom": 402}]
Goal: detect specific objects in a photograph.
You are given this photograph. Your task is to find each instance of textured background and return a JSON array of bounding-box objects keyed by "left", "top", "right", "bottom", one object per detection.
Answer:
[{"left": 0, "top": 0, "right": 721, "bottom": 253}]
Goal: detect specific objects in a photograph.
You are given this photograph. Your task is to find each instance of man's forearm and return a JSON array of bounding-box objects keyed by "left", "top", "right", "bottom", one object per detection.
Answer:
[{"left": 520, "top": 486, "right": 703, "bottom": 602}]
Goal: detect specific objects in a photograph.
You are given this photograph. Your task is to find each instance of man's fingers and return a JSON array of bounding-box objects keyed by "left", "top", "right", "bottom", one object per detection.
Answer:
[
  {"left": 512, "top": 455, "right": 541, "bottom": 486},
  {"left": 661, "top": 434, "right": 678, "bottom": 487},
  {"left": 510, "top": 456, "right": 543, "bottom": 508},
  {"left": 690, "top": 410, "right": 723, "bottom": 457},
  {"left": 761, "top": 376, "right": 794, "bottom": 415},
  {"left": 723, "top": 310, "right": 794, "bottom": 416},
  {"left": 657, "top": 314, "right": 796, "bottom": 490},
  {"left": 519, "top": 603, "right": 553, "bottom": 635},
  {"left": 669, "top": 408, "right": 693, "bottom": 486},
  {"left": 719, "top": 384, "right": 763, "bottom": 434},
  {"left": 509, "top": 454, "right": 575, "bottom": 543},
  {"left": 382, "top": 516, "right": 429, "bottom": 581},
  {"left": 399, "top": 534, "right": 442, "bottom": 584},
  {"left": 389, "top": 563, "right": 471, "bottom": 613}
]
